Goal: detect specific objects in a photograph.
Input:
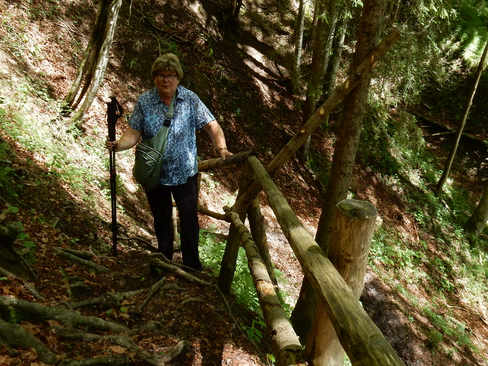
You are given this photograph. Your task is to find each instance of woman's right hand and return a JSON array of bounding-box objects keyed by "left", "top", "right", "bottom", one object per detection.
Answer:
[{"left": 106, "top": 140, "right": 118, "bottom": 151}]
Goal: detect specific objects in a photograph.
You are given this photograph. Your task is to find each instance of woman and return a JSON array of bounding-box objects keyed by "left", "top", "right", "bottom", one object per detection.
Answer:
[{"left": 107, "top": 53, "right": 232, "bottom": 270}]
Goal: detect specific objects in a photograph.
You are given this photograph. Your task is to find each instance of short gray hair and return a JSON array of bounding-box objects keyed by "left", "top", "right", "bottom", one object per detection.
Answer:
[{"left": 151, "top": 53, "right": 183, "bottom": 80}]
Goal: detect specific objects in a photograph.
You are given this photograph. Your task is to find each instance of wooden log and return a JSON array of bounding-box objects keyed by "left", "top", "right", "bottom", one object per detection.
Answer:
[
  {"left": 233, "top": 28, "right": 400, "bottom": 213},
  {"left": 247, "top": 156, "right": 404, "bottom": 366},
  {"left": 198, "top": 150, "right": 253, "bottom": 171},
  {"left": 247, "top": 197, "right": 282, "bottom": 302},
  {"left": 228, "top": 211, "right": 304, "bottom": 366},
  {"left": 311, "top": 199, "right": 378, "bottom": 366}
]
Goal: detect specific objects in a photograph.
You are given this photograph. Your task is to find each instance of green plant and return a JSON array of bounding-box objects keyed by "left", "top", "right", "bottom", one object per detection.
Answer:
[
  {"left": 244, "top": 318, "right": 265, "bottom": 344},
  {"left": 265, "top": 353, "right": 276, "bottom": 365},
  {"left": 427, "top": 328, "right": 444, "bottom": 349},
  {"left": 423, "top": 306, "right": 477, "bottom": 352},
  {"left": 199, "top": 230, "right": 261, "bottom": 314},
  {"left": 12, "top": 222, "right": 37, "bottom": 263}
]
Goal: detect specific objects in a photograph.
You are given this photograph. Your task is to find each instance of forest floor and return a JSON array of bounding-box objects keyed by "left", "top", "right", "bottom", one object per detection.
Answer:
[{"left": 1, "top": 0, "right": 488, "bottom": 365}]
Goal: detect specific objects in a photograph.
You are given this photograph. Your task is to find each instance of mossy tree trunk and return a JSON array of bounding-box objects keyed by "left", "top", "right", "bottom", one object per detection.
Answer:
[
  {"left": 292, "top": 0, "right": 387, "bottom": 347},
  {"left": 64, "top": 0, "right": 123, "bottom": 124}
]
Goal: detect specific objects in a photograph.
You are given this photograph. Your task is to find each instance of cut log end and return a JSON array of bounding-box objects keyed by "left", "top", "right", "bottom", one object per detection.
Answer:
[{"left": 336, "top": 199, "right": 377, "bottom": 220}]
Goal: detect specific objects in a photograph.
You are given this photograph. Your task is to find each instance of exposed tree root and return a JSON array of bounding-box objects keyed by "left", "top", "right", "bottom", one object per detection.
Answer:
[
  {"left": 59, "top": 356, "right": 131, "bottom": 366},
  {"left": 0, "top": 295, "right": 127, "bottom": 332},
  {"left": 56, "top": 328, "right": 188, "bottom": 366},
  {"left": 55, "top": 247, "right": 109, "bottom": 273},
  {"left": 0, "top": 318, "right": 58, "bottom": 364},
  {"left": 0, "top": 295, "right": 188, "bottom": 365},
  {"left": 0, "top": 265, "right": 44, "bottom": 300},
  {"left": 70, "top": 288, "right": 144, "bottom": 309},
  {"left": 138, "top": 277, "right": 165, "bottom": 312},
  {"left": 150, "top": 256, "right": 212, "bottom": 286}
]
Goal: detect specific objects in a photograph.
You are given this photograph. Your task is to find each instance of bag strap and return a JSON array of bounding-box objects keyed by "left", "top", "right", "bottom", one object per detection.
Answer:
[{"left": 166, "top": 96, "right": 175, "bottom": 120}]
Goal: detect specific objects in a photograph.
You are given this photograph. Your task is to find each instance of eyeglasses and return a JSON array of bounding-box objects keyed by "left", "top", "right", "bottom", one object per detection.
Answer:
[{"left": 156, "top": 73, "right": 177, "bottom": 81}]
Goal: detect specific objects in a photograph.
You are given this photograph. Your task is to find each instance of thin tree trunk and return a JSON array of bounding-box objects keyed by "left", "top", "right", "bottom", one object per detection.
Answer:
[
  {"left": 218, "top": 166, "right": 253, "bottom": 293},
  {"left": 465, "top": 183, "right": 488, "bottom": 236},
  {"left": 324, "top": 15, "right": 347, "bottom": 98},
  {"left": 302, "top": 0, "right": 338, "bottom": 160},
  {"left": 292, "top": 0, "right": 387, "bottom": 344},
  {"left": 292, "top": 0, "right": 306, "bottom": 93},
  {"left": 436, "top": 40, "right": 488, "bottom": 194}
]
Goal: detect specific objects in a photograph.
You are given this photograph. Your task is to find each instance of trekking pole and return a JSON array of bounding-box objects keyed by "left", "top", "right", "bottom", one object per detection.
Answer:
[{"left": 107, "top": 96, "right": 123, "bottom": 256}]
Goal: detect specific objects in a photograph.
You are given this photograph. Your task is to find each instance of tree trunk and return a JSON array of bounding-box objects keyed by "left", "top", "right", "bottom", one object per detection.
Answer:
[
  {"left": 292, "top": 0, "right": 386, "bottom": 345},
  {"left": 65, "top": 0, "right": 123, "bottom": 124},
  {"left": 292, "top": 0, "right": 306, "bottom": 93},
  {"left": 465, "top": 183, "right": 488, "bottom": 236},
  {"left": 302, "top": 0, "right": 338, "bottom": 161},
  {"left": 232, "top": 28, "right": 400, "bottom": 214},
  {"left": 324, "top": 15, "right": 347, "bottom": 98},
  {"left": 311, "top": 200, "right": 377, "bottom": 365},
  {"left": 436, "top": 40, "right": 488, "bottom": 194}
]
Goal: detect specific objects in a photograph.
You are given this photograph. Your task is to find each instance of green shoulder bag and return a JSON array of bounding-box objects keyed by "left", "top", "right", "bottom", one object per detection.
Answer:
[{"left": 132, "top": 98, "right": 174, "bottom": 191}]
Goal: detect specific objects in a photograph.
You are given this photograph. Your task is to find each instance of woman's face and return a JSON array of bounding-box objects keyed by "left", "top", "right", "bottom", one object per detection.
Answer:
[{"left": 154, "top": 70, "right": 179, "bottom": 100}]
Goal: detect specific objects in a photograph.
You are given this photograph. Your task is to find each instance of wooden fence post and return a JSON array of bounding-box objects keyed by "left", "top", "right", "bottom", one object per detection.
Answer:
[
  {"left": 218, "top": 166, "right": 252, "bottom": 293},
  {"left": 311, "top": 199, "right": 377, "bottom": 365}
]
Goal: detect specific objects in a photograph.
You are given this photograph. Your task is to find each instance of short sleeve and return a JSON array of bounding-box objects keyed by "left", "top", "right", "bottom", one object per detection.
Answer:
[
  {"left": 128, "top": 99, "right": 144, "bottom": 131},
  {"left": 192, "top": 95, "right": 215, "bottom": 130}
]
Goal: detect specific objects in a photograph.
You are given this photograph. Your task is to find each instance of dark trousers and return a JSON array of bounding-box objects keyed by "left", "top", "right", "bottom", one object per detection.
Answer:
[{"left": 145, "top": 174, "right": 201, "bottom": 269}]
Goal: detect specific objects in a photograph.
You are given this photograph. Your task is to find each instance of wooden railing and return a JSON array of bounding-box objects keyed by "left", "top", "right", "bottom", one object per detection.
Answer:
[
  {"left": 196, "top": 28, "right": 403, "bottom": 365},
  {"left": 199, "top": 153, "right": 404, "bottom": 365}
]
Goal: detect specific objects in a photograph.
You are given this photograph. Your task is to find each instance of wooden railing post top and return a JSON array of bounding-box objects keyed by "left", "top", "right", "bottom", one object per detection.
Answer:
[{"left": 336, "top": 199, "right": 377, "bottom": 220}]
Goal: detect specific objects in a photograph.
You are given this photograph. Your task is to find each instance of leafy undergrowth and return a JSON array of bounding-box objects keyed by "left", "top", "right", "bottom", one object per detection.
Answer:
[{"left": 1, "top": 0, "right": 488, "bottom": 366}]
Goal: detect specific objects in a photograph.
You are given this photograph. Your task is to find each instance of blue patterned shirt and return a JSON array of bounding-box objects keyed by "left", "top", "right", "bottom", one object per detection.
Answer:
[{"left": 129, "top": 86, "right": 215, "bottom": 185}]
